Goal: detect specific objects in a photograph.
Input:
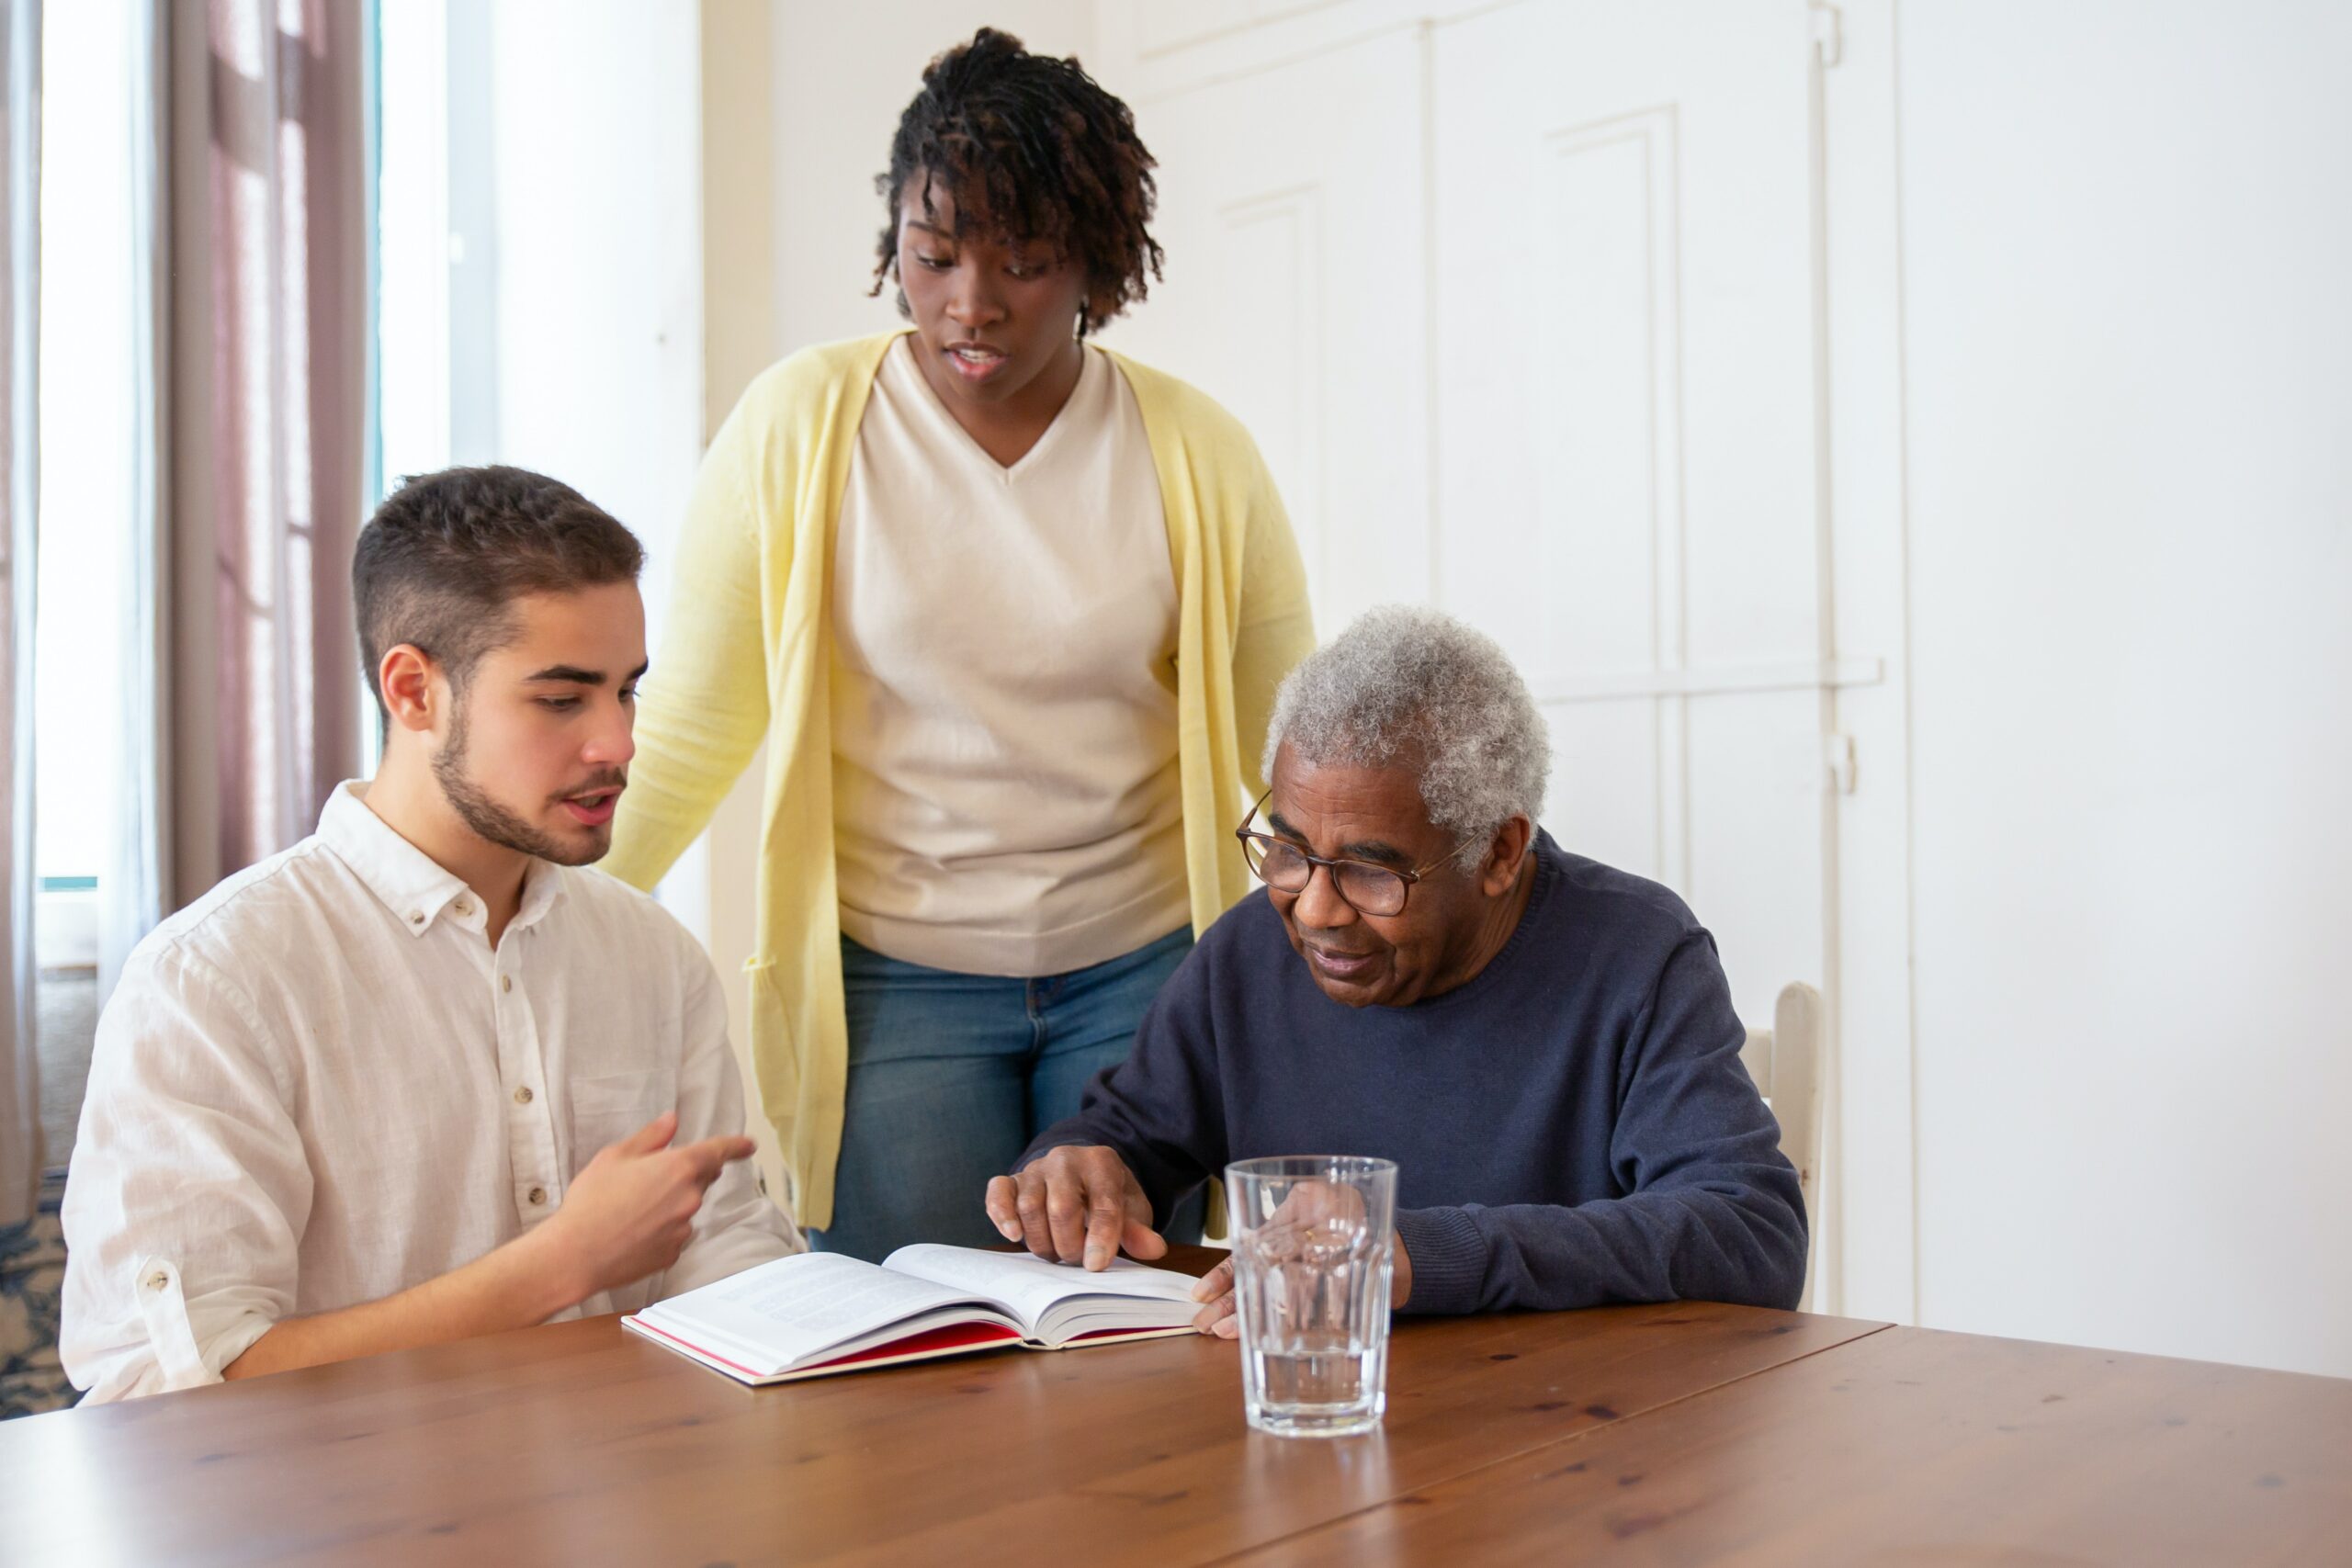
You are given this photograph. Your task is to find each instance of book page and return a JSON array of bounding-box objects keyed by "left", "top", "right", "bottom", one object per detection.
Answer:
[
  {"left": 642, "top": 1253, "right": 978, "bottom": 1372},
  {"left": 883, "top": 1245, "right": 1199, "bottom": 1333}
]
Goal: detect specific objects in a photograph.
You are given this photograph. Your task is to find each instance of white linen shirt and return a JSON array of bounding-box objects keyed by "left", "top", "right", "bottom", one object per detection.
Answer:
[{"left": 60, "top": 783, "right": 799, "bottom": 1404}]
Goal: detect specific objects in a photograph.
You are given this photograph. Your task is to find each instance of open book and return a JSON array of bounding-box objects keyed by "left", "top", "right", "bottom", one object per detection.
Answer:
[{"left": 621, "top": 1244, "right": 1204, "bottom": 1385}]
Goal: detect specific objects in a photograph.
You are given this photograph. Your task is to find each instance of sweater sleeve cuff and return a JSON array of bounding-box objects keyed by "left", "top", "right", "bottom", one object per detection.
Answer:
[
  {"left": 1392, "top": 1206, "right": 1488, "bottom": 1316},
  {"left": 1012, "top": 1133, "right": 1096, "bottom": 1173}
]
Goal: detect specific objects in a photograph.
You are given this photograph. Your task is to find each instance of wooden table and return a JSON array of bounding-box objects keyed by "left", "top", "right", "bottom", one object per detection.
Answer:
[
  {"left": 3, "top": 1246, "right": 2345, "bottom": 1564},
  {"left": 1246, "top": 1323, "right": 2352, "bottom": 1566}
]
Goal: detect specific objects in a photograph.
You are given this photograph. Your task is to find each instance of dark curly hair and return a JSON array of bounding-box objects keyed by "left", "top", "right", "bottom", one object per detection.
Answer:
[
  {"left": 870, "top": 28, "right": 1164, "bottom": 336},
  {"left": 354, "top": 465, "right": 642, "bottom": 716}
]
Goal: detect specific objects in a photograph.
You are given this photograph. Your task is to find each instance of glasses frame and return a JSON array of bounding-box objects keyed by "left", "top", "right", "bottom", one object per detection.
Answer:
[{"left": 1233, "top": 793, "right": 1456, "bottom": 918}]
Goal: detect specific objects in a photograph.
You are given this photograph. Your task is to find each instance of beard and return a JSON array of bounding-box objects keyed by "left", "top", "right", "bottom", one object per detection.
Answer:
[{"left": 432, "top": 702, "right": 619, "bottom": 868}]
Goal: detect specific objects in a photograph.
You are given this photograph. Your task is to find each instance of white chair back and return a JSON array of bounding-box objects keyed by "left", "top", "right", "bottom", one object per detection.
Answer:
[{"left": 1741, "top": 981, "right": 1823, "bottom": 1311}]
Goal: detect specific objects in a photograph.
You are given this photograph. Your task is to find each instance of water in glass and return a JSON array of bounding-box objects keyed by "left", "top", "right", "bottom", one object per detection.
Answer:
[{"left": 1225, "top": 1156, "right": 1396, "bottom": 1438}]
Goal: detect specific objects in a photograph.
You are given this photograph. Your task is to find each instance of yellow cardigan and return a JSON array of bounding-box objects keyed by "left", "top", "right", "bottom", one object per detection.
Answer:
[{"left": 605, "top": 330, "right": 1315, "bottom": 1229}]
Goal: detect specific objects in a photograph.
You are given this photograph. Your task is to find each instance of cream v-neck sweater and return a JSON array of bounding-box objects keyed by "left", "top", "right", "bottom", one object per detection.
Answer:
[{"left": 828, "top": 337, "right": 1189, "bottom": 976}]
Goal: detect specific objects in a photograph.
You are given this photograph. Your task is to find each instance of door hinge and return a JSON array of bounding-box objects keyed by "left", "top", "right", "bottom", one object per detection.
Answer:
[
  {"left": 1825, "top": 734, "right": 1858, "bottom": 795},
  {"left": 1810, "top": 3, "right": 1844, "bottom": 68}
]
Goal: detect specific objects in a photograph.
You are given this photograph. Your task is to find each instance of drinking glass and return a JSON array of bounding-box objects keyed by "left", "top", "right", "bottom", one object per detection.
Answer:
[{"left": 1224, "top": 1155, "right": 1397, "bottom": 1438}]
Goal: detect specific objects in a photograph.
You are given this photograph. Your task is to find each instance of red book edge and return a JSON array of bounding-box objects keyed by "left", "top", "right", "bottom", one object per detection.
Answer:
[{"left": 622, "top": 1314, "right": 1192, "bottom": 1384}]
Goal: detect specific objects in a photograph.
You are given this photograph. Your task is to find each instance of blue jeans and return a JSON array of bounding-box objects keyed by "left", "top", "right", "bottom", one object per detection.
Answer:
[{"left": 807, "top": 925, "right": 1197, "bottom": 1262}]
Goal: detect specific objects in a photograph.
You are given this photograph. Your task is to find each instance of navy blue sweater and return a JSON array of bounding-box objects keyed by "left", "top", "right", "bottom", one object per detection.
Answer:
[{"left": 1020, "top": 831, "right": 1808, "bottom": 1314}]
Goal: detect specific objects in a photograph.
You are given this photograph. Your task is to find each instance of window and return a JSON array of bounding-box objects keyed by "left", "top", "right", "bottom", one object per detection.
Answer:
[{"left": 31, "top": 0, "right": 137, "bottom": 1164}]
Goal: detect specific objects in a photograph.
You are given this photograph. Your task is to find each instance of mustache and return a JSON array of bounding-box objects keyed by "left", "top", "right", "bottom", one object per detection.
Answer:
[{"left": 552, "top": 769, "right": 628, "bottom": 803}]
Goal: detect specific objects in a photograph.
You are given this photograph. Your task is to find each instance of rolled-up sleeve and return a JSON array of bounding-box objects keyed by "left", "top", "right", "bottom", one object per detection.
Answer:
[
  {"left": 60, "top": 950, "right": 310, "bottom": 1403},
  {"left": 648, "top": 937, "right": 800, "bottom": 1299}
]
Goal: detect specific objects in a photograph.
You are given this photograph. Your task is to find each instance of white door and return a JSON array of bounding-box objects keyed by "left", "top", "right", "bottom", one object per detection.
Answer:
[
  {"left": 1095, "top": 26, "right": 1433, "bottom": 632},
  {"left": 1102, "top": 0, "right": 1836, "bottom": 1026},
  {"left": 1432, "top": 0, "right": 1830, "bottom": 1026}
]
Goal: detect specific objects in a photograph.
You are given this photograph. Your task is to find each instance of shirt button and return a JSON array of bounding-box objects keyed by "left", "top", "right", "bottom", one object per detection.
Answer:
[
  {"left": 514, "top": 1085, "right": 534, "bottom": 1106},
  {"left": 527, "top": 1186, "right": 548, "bottom": 1206},
  {"left": 145, "top": 1270, "right": 170, "bottom": 1292},
  {"left": 454, "top": 896, "right": 473, "bottom": 916},
  {"left": 500, "top": 975, "right": 513, "bottom": 994},
  {"left": 407, "top": 910, "right": 424, "bottom": 926}
]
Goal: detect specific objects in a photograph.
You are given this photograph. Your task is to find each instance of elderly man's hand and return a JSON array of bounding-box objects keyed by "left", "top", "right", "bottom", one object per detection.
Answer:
[
  {"left": 986, "top": 1145, "right": 1168, "bottom": 1270},
  {"left": 1189, "top": 1182, "right": 1415, "bottom": 1337}
]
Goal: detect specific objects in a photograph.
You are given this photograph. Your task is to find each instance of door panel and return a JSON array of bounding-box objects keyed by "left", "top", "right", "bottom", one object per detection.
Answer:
[
  {"left": 1095, "top": 28, "right": 1431, "bottom": 633},
  {"left": 1435, "top": 0, "right": 1824, "bottom": 1023}
]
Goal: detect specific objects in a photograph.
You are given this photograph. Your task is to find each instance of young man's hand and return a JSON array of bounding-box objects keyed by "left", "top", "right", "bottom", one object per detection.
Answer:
[
  {"left": 537, "top": 1111, "right": 753, "bottom": 1303},
  {"left": 223, "top": 1111, "right": 753, "bottom": 1383},
  {"left": 985, "top": 1145, "right": 1167, "bottom": 1270}
]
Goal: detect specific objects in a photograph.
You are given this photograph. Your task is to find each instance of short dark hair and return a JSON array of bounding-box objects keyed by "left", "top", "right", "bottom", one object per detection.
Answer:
[
  {"left": 353, "top": 465, "right": 644, "bottom": 714},
  {"left": 871, "top": 28, "right": 1164, "bottom": 336}
]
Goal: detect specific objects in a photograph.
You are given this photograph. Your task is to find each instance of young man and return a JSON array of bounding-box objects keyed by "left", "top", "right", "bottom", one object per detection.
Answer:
[{"left": 61, "top": 466, "right": 797, "bottom": 1403}]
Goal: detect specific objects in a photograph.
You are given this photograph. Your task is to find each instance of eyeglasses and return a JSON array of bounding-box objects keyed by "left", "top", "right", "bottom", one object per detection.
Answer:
[{"left": 1233, "top": 794, "right": 1453, "bottom": 919}]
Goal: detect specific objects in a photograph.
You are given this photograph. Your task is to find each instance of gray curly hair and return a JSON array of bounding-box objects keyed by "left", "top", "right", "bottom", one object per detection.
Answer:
[{"left": 1262, "top": 605, "right": 1551, "bottom": 868}]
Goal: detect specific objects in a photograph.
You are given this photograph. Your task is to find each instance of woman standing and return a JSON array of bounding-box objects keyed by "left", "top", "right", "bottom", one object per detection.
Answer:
[{"left": 606, "top": 30, "right": 1313, "bottom": 1260}]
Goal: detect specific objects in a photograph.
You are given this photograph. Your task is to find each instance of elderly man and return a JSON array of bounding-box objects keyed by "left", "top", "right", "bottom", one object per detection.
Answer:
[{"left": 983, "top": 605, "right": 1805, "bottom": 1324}]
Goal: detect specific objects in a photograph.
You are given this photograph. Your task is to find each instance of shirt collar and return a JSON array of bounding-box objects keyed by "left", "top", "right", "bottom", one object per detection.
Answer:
[{"left": 317, "top": 782, "right": 567, "bottom": 939}]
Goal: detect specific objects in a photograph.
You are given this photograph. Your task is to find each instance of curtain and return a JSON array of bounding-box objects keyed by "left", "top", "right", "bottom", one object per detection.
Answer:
[
  {"left": 109, "top": 0, "right": 365, "bottom": 983},
  {"left": 0, "top": 0, "right": 41, "bottom": 1228}
]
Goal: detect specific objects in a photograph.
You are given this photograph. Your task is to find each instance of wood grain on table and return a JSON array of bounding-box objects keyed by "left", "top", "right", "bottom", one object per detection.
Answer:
[
  {"left": 0, "top": 1247, "right": 1883, "bottom": 1566},
  {"left": 1238, "top": 1321, "right": 2352, "bottom": 1566}
]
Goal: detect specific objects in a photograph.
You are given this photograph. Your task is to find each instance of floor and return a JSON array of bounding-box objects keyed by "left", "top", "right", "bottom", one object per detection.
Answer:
[
  {"left": 0, "top": 1170, "right": 65, "bottom": 1419},
  {"left": 37, "top": 967, "right": 98, "bottom": 1168},
  {"left": 1, "top": 968, "right": 99, "bottom": 1419}
]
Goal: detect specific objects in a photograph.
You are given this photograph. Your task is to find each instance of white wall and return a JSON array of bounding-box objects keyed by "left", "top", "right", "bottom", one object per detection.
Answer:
[
  {"left": 387, "top": 0, "right": 713, "bottom": 938},
  {"left": 1898, "top": 0, "right": 2352, "bottom": 1375},
  {"left": 478, "top": 6, "right": 706, "bottom": 679},
  {"left": 382, "top": 0, "right": 707, "bottom": 703}
]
